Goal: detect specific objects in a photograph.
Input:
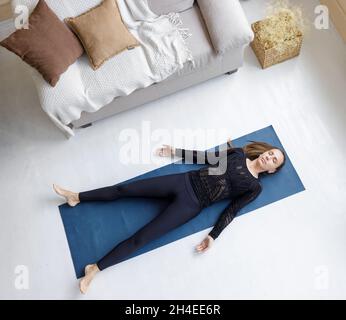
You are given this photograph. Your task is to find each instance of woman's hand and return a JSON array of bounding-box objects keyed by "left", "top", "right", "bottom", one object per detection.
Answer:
[
  {"left": 155, "top": 144, "right": 175, "bottom": 157},
  {"left": 195, "top": 235, "right": 214, "bottom": 253}
]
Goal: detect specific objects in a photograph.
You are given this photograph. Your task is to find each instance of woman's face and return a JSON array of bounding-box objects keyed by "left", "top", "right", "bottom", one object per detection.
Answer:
[{"left": 257, "top": 149, "right": 285, "bottom": 173}]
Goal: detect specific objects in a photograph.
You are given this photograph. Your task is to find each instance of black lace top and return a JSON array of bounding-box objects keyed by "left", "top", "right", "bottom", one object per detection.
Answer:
[{"left": 175, "top": 145, "right": 262, "bottom": 240}]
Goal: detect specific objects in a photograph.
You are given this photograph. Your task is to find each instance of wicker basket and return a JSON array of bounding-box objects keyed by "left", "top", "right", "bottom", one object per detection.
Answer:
[{"left": 251, "top": 18, "right": 303, "bottom": 69}]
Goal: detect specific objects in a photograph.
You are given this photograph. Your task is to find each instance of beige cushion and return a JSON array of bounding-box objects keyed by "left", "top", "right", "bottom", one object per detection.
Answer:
[
  {"left": 65, "top": 0, "right": 140, "bottom": 70},
  {"left": 337, "top": 0, "right": 346, "bottom": 12}
]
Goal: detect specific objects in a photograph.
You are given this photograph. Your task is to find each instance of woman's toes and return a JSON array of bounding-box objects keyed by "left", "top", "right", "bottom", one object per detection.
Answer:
[
  {"left": 53, "top": 184, "right": 65, "bottom": 196},
  {"left": 79, "top": 265, "right": 97, "bottom": 294},
  {"left": 79, "top": 278, "right": 88, "bottom": 294},
  {"left": 53, "top": 184, "right": 60, "bottom": 195}
]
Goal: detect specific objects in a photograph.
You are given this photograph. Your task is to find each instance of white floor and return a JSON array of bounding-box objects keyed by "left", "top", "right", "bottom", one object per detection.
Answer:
[{"left": 0, "top": 0, "right": 345, "bottom": 300}]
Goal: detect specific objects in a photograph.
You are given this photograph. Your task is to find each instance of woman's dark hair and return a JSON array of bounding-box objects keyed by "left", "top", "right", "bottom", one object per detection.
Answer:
[{"left": 242, "top": 140, "right": 286, "bottom": 176}]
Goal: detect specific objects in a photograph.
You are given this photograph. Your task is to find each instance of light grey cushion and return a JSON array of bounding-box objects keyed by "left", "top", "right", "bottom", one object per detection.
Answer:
[
  {"left": 197, "top": 0, "right": 254, "bottom": 54},
  {"left": 147, "top": 0, "right": 194, "bottom": 15},
  {"left": 166, "top": 4, "right": 243, "bottom": 80}
]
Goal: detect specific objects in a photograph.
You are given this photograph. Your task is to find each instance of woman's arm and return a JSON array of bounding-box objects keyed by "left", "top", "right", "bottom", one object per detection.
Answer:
[
  {"left": 174, "top": 139, "right": 235, "bottom": 165},
  {"left": 208, "top": 184, "right": 262, "bottom": 240}
]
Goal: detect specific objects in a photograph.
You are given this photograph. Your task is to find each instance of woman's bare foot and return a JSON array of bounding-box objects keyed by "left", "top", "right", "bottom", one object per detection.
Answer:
[
  {"left": 53, "top": 184, "right": 80, "bottom": 207},
  {"left": 79, "top": 264, "right": 100, "bottom": 294}
]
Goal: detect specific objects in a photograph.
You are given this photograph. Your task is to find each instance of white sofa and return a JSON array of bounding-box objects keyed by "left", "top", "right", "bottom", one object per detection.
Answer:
[{"left": 70, "top": 0, "right": 254, "bottom": 129}]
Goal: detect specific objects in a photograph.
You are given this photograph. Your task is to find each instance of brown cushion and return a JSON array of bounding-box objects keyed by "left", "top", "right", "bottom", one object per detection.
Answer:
[
  {"left": 0, "top": 0, "right": 84, "bottom": 87},
  {"left": 65, "top": 0, "right": 140, "bottom": 70}
]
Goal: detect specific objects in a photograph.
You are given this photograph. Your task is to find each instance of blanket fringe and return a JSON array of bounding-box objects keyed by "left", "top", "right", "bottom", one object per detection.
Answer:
[{"left": 167, "top": 12, "right": 195, "bottom": 68}]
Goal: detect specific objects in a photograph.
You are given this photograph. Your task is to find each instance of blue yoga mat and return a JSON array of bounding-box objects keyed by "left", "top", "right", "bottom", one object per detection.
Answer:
[{"left": 59, "top": 125, "right": 305, "bottom": 278}]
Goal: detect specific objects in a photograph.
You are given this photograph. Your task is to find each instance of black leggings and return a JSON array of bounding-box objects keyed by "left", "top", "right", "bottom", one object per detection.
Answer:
[{"left": 78, "top": 172, "right": 202, "bottom": 271}]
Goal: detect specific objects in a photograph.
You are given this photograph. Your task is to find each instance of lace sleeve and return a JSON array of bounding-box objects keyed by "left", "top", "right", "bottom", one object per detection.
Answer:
[{"left": 208, "top": 184, "right": 262, "bottom": 240}]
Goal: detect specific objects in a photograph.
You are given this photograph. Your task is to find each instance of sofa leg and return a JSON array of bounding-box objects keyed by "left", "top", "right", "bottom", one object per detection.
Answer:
[
  {"left": 225, "top": 69, "right": 238, "bottom": 75},
  {"left": 80, "top": 122, "right": 93, "bottom": 129}
]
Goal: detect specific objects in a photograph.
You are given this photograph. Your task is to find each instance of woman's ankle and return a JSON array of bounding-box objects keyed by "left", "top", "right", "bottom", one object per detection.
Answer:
[
  {"left": 67, "top": 192, "right": 80, "bottom": 207},
  {"left": 69, "top": 192, "right": 79, "bottom": 202},
  {"left": 86, "top": 263, "right": 100, "bottom": 275}
]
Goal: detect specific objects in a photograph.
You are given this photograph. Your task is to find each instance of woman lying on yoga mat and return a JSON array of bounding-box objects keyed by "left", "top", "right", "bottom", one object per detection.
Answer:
[{"left": 53, "top": 140, "right": 285, "bottom": 294}]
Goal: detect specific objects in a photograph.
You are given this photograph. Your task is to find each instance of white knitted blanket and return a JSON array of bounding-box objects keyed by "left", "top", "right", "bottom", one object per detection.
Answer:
[{"left": 11, "top": 0, "right": 194, "bottom": 137}]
